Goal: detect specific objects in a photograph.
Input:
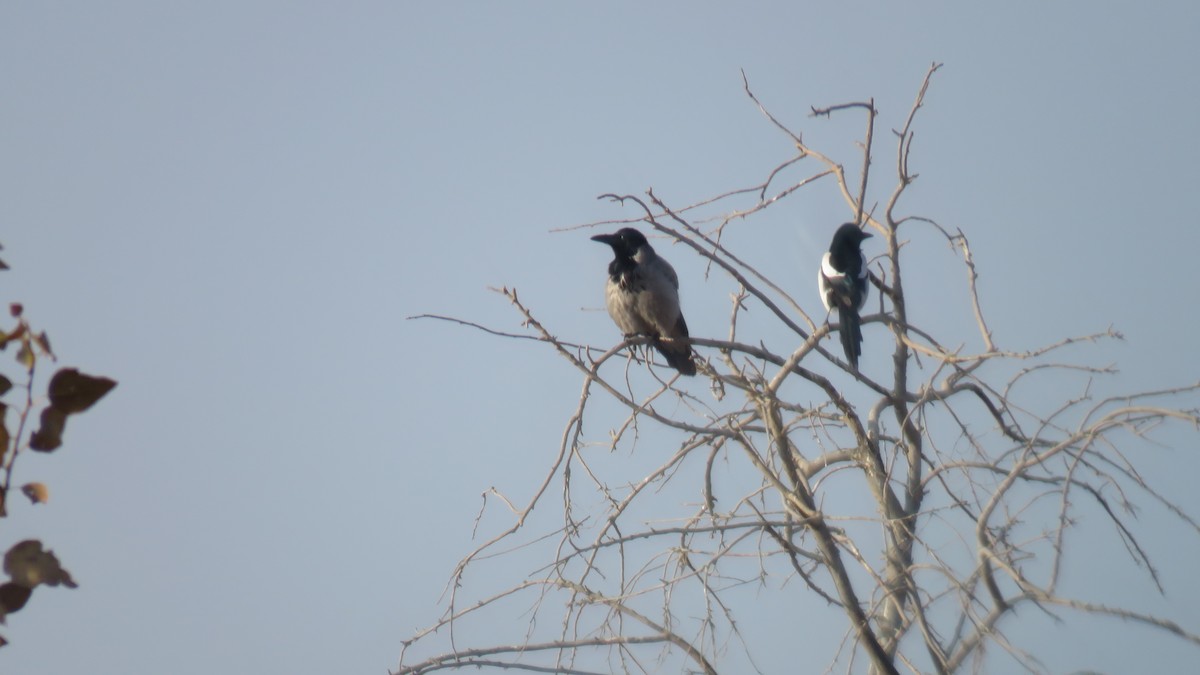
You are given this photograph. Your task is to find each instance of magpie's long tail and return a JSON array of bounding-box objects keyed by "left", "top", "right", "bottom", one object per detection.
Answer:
[
  {"left": 838, "top": 307, "right": 863, "bottom": 369},
  {"left": 654, "top": 338, "right": 697, "bottom": 376}
]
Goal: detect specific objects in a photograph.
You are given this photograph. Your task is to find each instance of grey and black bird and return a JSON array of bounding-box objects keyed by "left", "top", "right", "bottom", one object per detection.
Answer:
[
  {"left": 818, "top": 223, "right": 872, "bottom": 369},
  {"left": 591, "top": 228, "right": 696, "bottom": 376}
]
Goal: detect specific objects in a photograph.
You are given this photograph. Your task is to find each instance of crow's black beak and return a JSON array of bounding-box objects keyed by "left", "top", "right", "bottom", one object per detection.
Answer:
[{"left": 591, "top": 233, "right": 617, "bottom": 246}]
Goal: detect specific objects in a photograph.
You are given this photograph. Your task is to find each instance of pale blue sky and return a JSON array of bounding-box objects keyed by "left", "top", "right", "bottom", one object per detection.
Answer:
[{"left": 1, "top": 3, "right": 1198, "bottom": 674}]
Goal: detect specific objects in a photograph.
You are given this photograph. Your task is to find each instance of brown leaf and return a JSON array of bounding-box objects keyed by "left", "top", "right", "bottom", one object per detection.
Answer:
[
  {"left": 0, "top": 582, "right": 32, "bottom": 619},
  {"left": 3, "top": 540, "right": 76, "bottom": 589},
  {"left": 15, "top": 343, "right": 32, "bottom": 370},
  {"left": 0, "top": 324, "right": 24, "bottom": 351},
  {"left": 8, "top": 304, "right": 20, "bottom": 318},
  {"left": 47, "top": 368, "right": 117, "bottom": 415},
  {"left": 20, "top": 483, "right": 48, "bottom": 505},
  {"left": 34, "top": 331, "right": 53, "bottom": 360},
  {"left": 0, "top": 375, "right": 10, "bottom": 397},
  {"left": 28, "top": 407, "right": 66, "bottom": 452}
]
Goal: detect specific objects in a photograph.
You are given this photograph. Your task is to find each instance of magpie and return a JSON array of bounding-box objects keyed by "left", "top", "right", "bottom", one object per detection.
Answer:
[
  {"left": 591, "top": 228, "right": 697, "bottom": 376},
  {"left": 818, "top": 223, "right": 872, "bottom": 369}
]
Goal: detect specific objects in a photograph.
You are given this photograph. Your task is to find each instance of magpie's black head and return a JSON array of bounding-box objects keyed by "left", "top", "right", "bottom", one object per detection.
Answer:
[
  {"left": 829, "top": 223, "right": 871, "bottom": 252},
  {"left": 591, "top": 228, "right": 650, "bottom": 260}
]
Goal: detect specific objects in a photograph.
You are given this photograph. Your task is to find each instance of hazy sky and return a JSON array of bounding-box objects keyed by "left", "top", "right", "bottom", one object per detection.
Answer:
[{"left": 2, "top": 3, "right": 1198, "bottom": 674}]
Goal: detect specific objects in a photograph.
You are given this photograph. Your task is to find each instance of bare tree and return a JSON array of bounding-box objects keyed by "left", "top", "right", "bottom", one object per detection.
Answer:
[{"left": 400, "top": 64, "right": 1200, "bottom": 674}]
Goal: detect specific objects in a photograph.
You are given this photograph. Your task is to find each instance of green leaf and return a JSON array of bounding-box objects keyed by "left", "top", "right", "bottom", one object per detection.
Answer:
[{"left": 47, "top": 368, "right": 117, "bottom": 414}]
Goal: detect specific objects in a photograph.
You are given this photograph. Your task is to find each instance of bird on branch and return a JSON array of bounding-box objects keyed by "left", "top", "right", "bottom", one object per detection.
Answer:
[
  {"left": 592, "top": 228, "right": 696, "bottom": 376},
  {"left": 818, "top": 223, "right": 872, "bottom": 369}
]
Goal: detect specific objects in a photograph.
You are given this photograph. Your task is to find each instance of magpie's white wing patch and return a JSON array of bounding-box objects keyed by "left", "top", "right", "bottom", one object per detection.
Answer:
[
  {"left": 820, "top": 252, "right": 841, "bottom": 280},
  {"left": 818, "top": 252, "right": 870, "bottom": 313},
  {"left": 818, "top": 252, "right": 837, "bottom": 312}
]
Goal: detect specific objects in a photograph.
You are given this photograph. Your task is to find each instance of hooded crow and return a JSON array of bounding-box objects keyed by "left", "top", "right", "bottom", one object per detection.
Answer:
[
  {"left": 591, "top": 228, "right": 696, "bottom": 376},
  {"left": 818, "top": 223, "right": 872, "bottom": 369}
]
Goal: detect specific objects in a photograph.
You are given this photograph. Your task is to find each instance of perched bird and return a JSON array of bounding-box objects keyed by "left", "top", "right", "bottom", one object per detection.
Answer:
[
  {"left": 591, "top": 228, "right": 696, "bottom": 376},
  {"left": 818, "top": 223, "right": 872, "bottom": 369}
]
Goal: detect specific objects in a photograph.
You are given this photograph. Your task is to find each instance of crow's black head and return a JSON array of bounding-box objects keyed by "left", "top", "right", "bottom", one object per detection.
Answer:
[{"left": 591, "top": 228, "right": 650, "bottom": 260}]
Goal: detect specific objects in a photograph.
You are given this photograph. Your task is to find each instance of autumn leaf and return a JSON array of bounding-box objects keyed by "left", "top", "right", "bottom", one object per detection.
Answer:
[
  {"left": 15, "top": 343, "right": 32, "bottom": 370},
  {"left": 34, "top": 331, "right": 53, "bottom": 360},
  {"left": 47, "top": 368, "right": 117, "bottom": 415},
  {"left": 0, "top": 324, "right": 25, "bottom": 352},
  {"left": 4, "top": 540, "right": 77, "bottom": 589},
  {"left": 20, "top": 483, "right": 48, "bottom": 505},
  {"left": 28, "top": 407, "right": 66, "bottom": 452},
  {"left": 0, "top": 582, "right": 32, "bottom": 620}
]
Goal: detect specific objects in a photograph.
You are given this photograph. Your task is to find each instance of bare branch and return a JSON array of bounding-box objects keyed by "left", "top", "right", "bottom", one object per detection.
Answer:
[{"left": 397, "top": 65, "right": 1199, "bottom": 675}]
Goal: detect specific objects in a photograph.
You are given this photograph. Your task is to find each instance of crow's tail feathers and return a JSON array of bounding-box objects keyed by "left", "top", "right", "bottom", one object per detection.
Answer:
[
  {"left": 655, "top": 338, "right": 697, "bottom": 376},
  {"left": 838, "top": 307, "right": 863, "bottom": 369}
]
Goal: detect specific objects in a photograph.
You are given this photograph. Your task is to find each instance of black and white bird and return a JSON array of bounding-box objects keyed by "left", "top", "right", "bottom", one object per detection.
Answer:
[
  {"left": 591, "top": 228, "right": 696, "bottom": 376},
  {"left": 818, "top": 223, "right": 872, "bottom": 369}
]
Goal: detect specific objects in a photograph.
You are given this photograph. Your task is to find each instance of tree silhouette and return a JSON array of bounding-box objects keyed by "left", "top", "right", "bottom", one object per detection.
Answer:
[{"left": 401, "top": 64, "right": 1200, "bottom": 674}]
